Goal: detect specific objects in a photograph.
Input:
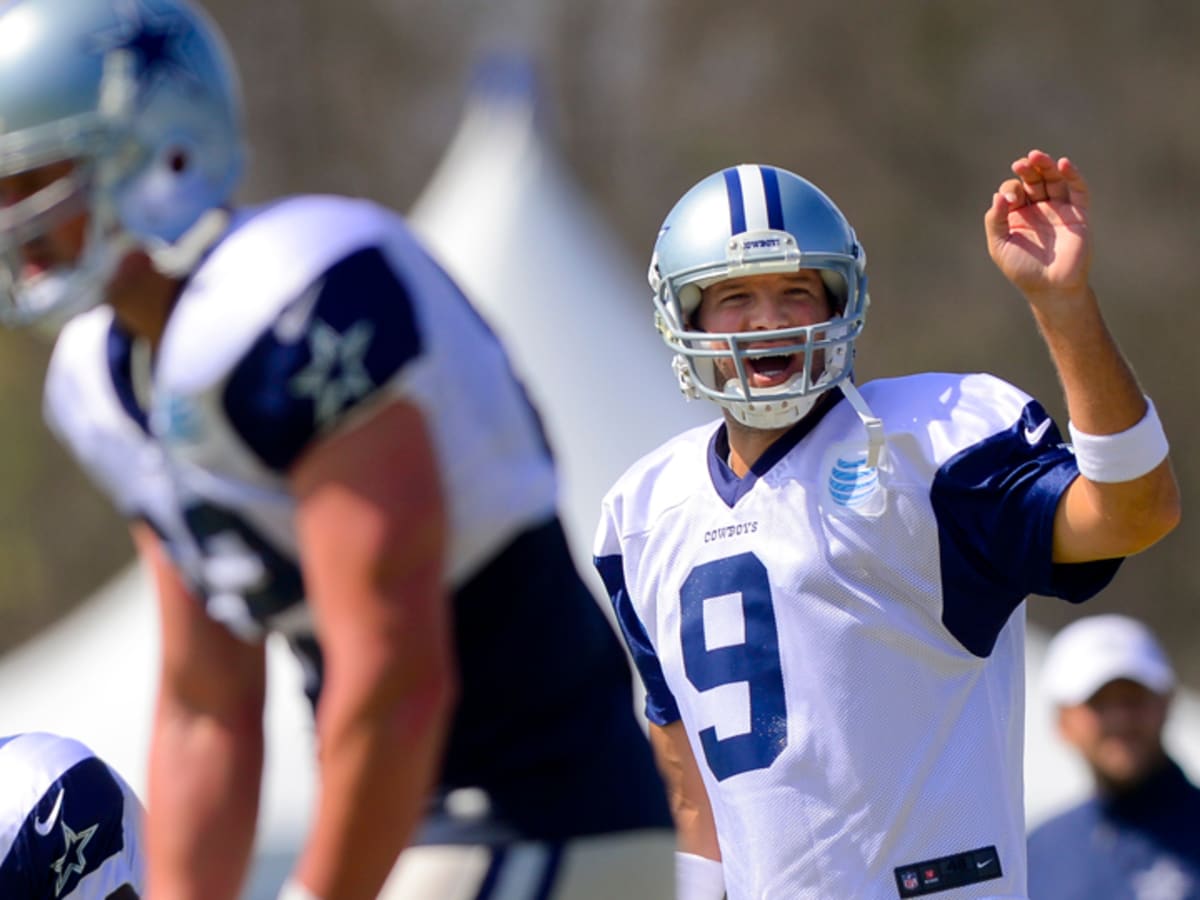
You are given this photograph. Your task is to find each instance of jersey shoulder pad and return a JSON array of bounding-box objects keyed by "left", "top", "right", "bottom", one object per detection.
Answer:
[
  {"left": 158, "top": 195, "right": 404, "bottom": 395},
  {"left": 599, "top": 419, "right": 721, "bottom": 544},
  {"left": 158, "top": 196, "right": 431, "bottom": 472},
  {"left": 862, "top": 372, "right": 1042, "bottom": 464}
]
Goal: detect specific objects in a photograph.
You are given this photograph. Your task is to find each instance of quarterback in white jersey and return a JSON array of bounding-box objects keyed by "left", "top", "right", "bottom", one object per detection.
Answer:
[
  {"left": 0, "top": 1, "right": 673, "bottom": 898},
  {"left": 594, "top": 157, "right": 1180, "bottom": 899},
  {"left": 0, "top": 732, "right": 143, "bottom": 899}
]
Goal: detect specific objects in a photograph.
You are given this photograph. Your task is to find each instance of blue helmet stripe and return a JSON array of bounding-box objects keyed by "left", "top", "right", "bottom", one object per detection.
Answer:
[
  {"left": 723, "top": 168, "right": 747, "bottom": 235},
  {"left": 761, "top": 166, "right": 785, "bottom": 230}
]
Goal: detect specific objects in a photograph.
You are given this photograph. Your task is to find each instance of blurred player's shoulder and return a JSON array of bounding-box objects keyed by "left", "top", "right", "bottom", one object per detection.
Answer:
[
  {"left": 157, "top": 196, "right": 405, "bottom": 388},
  {"left": 45, "top": 304, "right": 120, "bottom": 423},
  {"left": 43, "top": 305, "right": 168, "bottom": 519}
]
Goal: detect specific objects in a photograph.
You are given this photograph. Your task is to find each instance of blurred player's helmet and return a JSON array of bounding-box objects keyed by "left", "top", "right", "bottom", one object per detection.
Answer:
[
  {"left": 650, "top": 164, "right": 869, "bottom": 430},
  {"left": 0, "top": 0, "right": 245, "bottom": 328}
]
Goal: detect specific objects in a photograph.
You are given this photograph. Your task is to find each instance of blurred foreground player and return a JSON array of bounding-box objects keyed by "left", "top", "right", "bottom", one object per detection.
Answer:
[{"left": 0, "top": 0, "right": 673, "bottom": 897}]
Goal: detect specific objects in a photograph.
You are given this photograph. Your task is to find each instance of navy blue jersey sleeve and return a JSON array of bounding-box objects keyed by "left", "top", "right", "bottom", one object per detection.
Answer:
[
  {"left": 594, "top": 553, "right": 681, "bottom": 725},
  {"left": 223, "top": 245, "right": 422, "bottom": 472},
  {"left": 931, "top": 400, "right": 1122, "bottom": 656},
  {"left": 0, "top": 757, "right": 129, "bottom": 899}
]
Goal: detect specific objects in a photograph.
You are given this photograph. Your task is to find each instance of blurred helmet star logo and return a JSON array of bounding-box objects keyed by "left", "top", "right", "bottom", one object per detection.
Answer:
[
  {"left": 88, "top": 0, "right": 193, "bottom": 82},
  {"left": 50, "top": 820, "right": 99, "bottom": 896},
  {"left": 289, "top": 319, "right": 376, "bottom": 427}
]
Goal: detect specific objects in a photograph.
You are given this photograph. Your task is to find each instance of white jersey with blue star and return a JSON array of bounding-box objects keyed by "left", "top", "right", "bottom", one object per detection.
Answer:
[
  {"left": 594, "top": 372, "right": 1121, "bottom": 900},
  {"left": 0, "top": 732, "right": 143, "bottom": 899},
  {"left": 44, "top": 195, "right": 673, "bottom": 843},
  {"left": 47, "top": 195, "right": 559, "bottom": 639}
]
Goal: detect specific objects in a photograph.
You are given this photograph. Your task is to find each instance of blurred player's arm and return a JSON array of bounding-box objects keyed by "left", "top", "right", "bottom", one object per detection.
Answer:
[
  {"left": 133, "top": 521, "right": 266, "bottom": 900},
  {"left": 287, "top": 398, "right": 457, "bottom": 900}
]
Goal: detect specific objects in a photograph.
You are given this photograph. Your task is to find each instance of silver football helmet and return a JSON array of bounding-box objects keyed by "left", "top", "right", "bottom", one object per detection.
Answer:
[
  {"left": 0, "top": 0, "right": 244, "bottom": 328},
  {"left": 650, "top": 164, "right": 869, "bottom": 431}
]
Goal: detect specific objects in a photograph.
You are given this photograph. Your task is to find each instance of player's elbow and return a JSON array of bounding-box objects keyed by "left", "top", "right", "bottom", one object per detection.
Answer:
[{"left": 1121, "top": 471, "right": 1183, "bottom": 555}]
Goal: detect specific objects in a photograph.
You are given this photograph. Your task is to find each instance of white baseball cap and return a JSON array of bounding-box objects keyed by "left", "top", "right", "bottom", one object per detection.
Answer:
[{"left": 1042, "top": 614, "right": 1176, "bottom": 706}]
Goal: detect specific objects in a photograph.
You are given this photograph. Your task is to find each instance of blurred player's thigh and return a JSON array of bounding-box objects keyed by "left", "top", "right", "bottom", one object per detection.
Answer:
[{"left": 377, "top": 830, "right": 675, "bottom": 899}]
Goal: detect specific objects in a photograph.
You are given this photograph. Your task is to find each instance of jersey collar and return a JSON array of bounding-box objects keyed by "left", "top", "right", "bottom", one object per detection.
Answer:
[{"left": 707, "top": 390, "right": 842, "bottom": 508}]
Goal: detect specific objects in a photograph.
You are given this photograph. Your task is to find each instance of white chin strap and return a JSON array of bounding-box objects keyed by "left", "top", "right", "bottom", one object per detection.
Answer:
[
  {"left": 718, "top": 372, "right": 821, "bottom": 430},
  {"left": 836, "top": 379, "right": 885, "bottom": 468},
  {"left": 148, "top": 207, "right": 231, "bottom": 278},
  {"left": 718, "top": 376, "right": 885, "bottom": 467}
]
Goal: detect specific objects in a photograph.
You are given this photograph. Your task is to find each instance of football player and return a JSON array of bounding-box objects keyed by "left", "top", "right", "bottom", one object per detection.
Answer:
[
  {"left": 593, "top": 156, "right": 1180, "bottom": 898},
  {"left": 0, "top": 0, "right": 673, "bottom": 898},
  {"left": 0, "top": 732, "right": 143, "bottom": 899}
]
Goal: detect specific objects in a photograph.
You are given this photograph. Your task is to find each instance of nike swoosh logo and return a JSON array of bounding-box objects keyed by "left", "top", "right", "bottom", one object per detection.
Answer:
[
  {"left": 34, "top": 788, "right": 64, "bottom": 836},
  {"left": 976, "top": 857, "right": 994, "bottom": 869},
  {"left": 274, "top": 279, "right": 325, "bottom": 343},
  {"left": 1024, "top": 418, "right": 1052, "bottom": 445}
]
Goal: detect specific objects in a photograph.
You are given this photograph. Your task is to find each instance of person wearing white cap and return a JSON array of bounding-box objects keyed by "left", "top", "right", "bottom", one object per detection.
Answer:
[{"left": 1028, "top": 614, "right": 1200, "bottom": 899}]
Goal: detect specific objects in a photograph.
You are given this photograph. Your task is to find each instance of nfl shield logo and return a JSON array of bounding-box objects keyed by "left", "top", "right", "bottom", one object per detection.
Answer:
[{"left": 901, "top": 871, "right": 919, "bottom": 891}]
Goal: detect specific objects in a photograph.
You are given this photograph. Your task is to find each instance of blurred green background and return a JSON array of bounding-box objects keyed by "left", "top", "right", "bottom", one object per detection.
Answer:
[{"left": 2, "top": 0, "right": 1197, "bottom": 681}]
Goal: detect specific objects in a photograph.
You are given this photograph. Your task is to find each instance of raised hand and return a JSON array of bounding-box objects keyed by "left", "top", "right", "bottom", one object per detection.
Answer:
[{"left": 984, "top": 149, "right": 1091, "bottom": 302}]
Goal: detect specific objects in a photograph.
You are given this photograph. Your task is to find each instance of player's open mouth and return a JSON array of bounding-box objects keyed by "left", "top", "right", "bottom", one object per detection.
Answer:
[{"left": 745, "top": 353, "right": 797, "bottom": 386}]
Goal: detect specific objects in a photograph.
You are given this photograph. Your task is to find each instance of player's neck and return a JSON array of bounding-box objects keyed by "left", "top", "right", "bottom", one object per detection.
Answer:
[
  {"left": 725, "top": 419, "right": 793, "bottom": 477},
  {"left": 109, "top": 270, "right": 183, "bottom": 352}
]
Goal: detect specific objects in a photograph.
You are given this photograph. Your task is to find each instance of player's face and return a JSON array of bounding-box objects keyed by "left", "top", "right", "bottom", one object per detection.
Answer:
[
  {"left": 0, "top": 160, "right": 88, "bottom": 277},
  {"left": 1058, "top": 678, "right": 1170, "bottom": 790},
  {"left": 696, "top": 270, "right": 833, "bottom": 390},
  {"left": 0, "top": 158, "right": 168, "bottom": 334}
]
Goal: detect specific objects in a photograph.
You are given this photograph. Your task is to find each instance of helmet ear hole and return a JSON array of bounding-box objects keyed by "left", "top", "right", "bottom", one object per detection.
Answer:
[{"left": 168, "top": 148, "right": 189, "bottom": 174}]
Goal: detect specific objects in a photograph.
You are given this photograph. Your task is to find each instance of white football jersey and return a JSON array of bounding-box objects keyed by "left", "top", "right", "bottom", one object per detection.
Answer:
[
  {"left": 45, "top": 195, "right": 673, "bottom": 844},
  {"left": 47, "top": 195, "right": 558, "bottom": 640},
  {"left": 0, "top": 732, "right": 144, "bottom": 899},
  {"left": 595, "top": 372, "right": 1121, "bottom": 900}
]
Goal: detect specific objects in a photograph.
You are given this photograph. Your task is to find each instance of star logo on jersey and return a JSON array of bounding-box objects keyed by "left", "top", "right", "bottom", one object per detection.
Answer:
[
  {"left": 289, "top": 318, "right": 376, "bottom": 428},
  {"left": 50, "top": 820, "right": 99, "bottom": 897}
]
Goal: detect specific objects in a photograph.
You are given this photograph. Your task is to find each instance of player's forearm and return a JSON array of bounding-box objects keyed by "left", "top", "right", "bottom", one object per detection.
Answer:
[
  {"left": 649, "top": 722, "right": 721, "bottom": 858},
  {"left": 292, "top": 650, "right": 456, "bottom": 899},
  {"left": 1029, "top": 285, "right": 1146, "bottom": 433},
  {"left": 1033, "top": 286, "right": 1181, "bottom": 557},
  {"left": 146, "top": 702, "right": 263, "bottom": 900}
]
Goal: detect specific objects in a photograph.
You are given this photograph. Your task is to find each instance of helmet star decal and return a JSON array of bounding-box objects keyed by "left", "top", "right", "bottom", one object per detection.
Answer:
[{"left": 87, "top": 0, "right": 193, "bottom": 83}]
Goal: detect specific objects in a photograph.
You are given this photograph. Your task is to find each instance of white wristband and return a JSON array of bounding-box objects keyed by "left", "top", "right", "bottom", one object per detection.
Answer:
[
  {"left": 1068, "top": 396, "right": 1169, "bottom": 483},
  {"left": 277, "top": 879, "right": 323, "bottom": 900},
  {"left": 675, "top": 851, "right": 726, "bottom": 900}
]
